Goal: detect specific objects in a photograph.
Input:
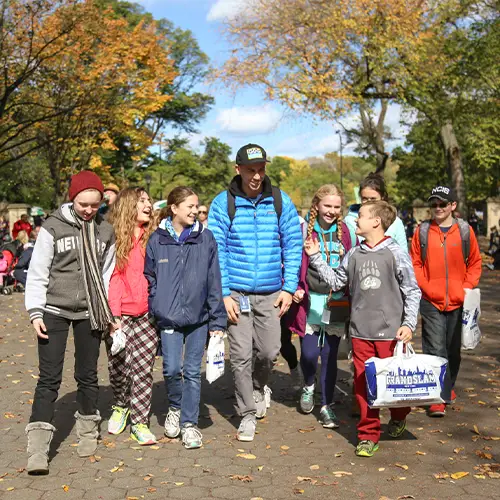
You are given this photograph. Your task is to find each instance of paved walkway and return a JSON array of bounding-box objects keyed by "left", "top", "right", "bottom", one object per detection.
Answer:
[{"left": 0, "top": 272, "right": 498, "bottom": 499}]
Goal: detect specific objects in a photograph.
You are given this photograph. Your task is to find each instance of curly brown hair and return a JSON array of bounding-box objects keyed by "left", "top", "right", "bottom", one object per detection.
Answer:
[
  {"left": 109, "top": 187, "right": 156, "bottom": 270},
  {"left": 307, "top": 184, "right": 345, "bottom": 256}
]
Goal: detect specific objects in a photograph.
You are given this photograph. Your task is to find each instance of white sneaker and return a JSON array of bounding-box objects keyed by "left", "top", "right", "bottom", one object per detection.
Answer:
[
  {"left": 263, "top": 385, "right": 272, "bottom": 409},
  {"left": 181, "top": 424, "right": 203, "bottom": 449},
  {"left": 290, "top": 366, "right": 302, "bottom": 391},
  {"left": 237, "top": 415, "right": 256, "bottom": 442},
  {"left": 164, "top": 408, "right": 181, "bottom": 438},
  {"left": 253, "top": 389, "right": 267, "bottom": 419}
]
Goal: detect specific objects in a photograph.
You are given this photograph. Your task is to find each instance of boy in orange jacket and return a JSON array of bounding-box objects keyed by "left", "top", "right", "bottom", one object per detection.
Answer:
[{"left": 411, "top": 186, "right": 482, "bottom": 417}]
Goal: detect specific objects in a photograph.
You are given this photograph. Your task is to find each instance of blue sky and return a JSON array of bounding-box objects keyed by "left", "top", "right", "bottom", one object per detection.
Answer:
[{"left": 139, "top": 0, "right": 410, "bottom": 160}]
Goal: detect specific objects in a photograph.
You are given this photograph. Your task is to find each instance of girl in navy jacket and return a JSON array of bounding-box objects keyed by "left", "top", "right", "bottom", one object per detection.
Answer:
[{"left": 144, "top": 186, "right": 226, "bottom": 449}]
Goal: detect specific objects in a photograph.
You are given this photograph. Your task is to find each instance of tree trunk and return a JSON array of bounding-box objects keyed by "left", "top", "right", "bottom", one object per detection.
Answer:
[
  {"left": 358, "top": 100, "right": 389, "bottom": 174},
  {"left": 439, "top": 120, "right": 467, "bottom": 218}
]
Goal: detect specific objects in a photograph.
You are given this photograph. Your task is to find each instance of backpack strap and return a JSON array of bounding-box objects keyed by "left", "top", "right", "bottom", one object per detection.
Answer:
[
  {"left": 227, "top": 191, "right": 236, "bottom": 225},
  {"left": 419, "top": 218, "right": 470, "bottom": 264},
  {"left": 456, "top": 218, "right": 471, "bottom": 264},
  {"left": 419, "top": 220, "right": 431, "bottom": 263},
  {"left": 343, "top": 220, "right": 357, "bottom": 250},
  {"left": 227, "top": 187, "right": 283, "bottom": 226}
]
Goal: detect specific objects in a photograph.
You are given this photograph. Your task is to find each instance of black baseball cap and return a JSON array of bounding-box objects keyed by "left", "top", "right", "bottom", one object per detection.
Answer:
[
  {"left": 428, "top": 185, "right": 456, "bottom": 203},
  {"left": 235, "top": 144, "right": 270, "bottom": 166}
]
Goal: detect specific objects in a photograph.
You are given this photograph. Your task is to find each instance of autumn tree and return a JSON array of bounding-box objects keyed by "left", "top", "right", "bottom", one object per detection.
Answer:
[{"left": 215, "top": 0, "right": 498, "bottom": 215}]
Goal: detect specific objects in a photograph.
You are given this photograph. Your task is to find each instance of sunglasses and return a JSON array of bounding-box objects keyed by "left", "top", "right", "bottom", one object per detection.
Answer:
[
  {"left": 198, "top": 211, "right": 208, "bottom": 214},
  {"left": 430, "top": 202, "right": 450, "bottom": 209}
]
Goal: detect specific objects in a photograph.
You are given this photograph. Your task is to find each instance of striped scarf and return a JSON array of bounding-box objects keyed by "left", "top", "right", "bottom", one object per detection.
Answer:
[{"left": 72, "top": 208, "right": 114, "bottom": 331}]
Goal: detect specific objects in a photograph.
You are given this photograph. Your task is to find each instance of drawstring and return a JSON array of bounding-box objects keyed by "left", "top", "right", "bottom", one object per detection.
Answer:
[{"left": 317, "top": 325, "right": 326, "bottom": 348}]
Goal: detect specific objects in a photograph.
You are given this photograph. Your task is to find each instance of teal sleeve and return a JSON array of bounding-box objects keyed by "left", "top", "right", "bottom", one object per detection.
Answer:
[{"left": 386, "top": 217, "right": 408, "bottom": 252}]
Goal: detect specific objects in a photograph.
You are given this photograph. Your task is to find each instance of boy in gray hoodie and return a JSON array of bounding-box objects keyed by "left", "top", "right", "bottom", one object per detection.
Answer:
[{"left": 305, "top": 201, "right": 421, "bottom": 457}]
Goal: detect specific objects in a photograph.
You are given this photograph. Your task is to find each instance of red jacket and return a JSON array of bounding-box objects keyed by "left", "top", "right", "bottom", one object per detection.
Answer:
[
  {"left": 12, "top": 220, "right": 32, "bottom": 239},
  {"left": 108, "top": 230, "right": 149, "bottom": 317},
  {"left": 410, "top": 220, "right": 481, "bottom": 311}
]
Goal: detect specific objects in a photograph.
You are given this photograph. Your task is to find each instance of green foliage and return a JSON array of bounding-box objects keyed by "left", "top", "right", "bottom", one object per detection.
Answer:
[{"left": 145, "top": 137, "right": 233, "bottom": 204}]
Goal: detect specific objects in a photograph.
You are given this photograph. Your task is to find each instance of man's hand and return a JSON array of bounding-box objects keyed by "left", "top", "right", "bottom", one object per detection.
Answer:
[
  {"left": 209, "top": 330, "right": 224, "bottom": 337},
  {"left": 396, "top": 325, "right": 412, "bottom": 343},
  {"left": 293, "top": 289, "right": 305, "bottom": 303},
  {"left": 274, "top": 291, "right": 293, "bottom": 318},
  {"left": 304, "top": 236, "right": 320, "bottom": 256},
  {"left": 33, "top": 318, "right": 48, "bottom": 340},
  {"left": 224, "top": 296, "right": 239, "bottom": 324}
]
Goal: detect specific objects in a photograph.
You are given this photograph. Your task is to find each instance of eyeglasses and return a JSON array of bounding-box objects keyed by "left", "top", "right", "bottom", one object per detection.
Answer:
[
  {"left": 430, "top": 202, "right": 449, "bottom": 209},
  {"left": 198, "top": 211, "right": 207, "bottom": 214}
]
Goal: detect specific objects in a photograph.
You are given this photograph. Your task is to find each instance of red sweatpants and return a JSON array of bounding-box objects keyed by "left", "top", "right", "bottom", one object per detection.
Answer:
[{"left": 352, "top": 338, "right": 411, "bottom": 443}]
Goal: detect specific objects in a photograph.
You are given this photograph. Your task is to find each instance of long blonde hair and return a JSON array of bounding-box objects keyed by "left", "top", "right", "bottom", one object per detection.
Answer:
[
  {"left": 109, "top": 187, "right": 156, "bottom": 270},
  {"left": 307, "top": 184, "right": 345, "bottom": 257}
]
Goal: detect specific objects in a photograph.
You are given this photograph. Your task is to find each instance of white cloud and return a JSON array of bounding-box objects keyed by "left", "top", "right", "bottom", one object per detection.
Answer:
[
  {"left": 216, "top": 104, "right": 282, "bottom": 135},
  {"left": 207, "top": 0, "right": 251, "bottom": 21}
]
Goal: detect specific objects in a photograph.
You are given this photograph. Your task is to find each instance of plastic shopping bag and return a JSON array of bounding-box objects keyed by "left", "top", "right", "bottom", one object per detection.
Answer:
[
  {"left": 206, "top": 334, "right": 225, "bottom": 384},
  {"left": 110, "top": 328, "right": 126, "bottom": 355},
  {"left": 461, "top": 288, "right": 481, "bottom": 350},
  {"left": 365, "top": 341, "right": 448, "bottom": 409}
]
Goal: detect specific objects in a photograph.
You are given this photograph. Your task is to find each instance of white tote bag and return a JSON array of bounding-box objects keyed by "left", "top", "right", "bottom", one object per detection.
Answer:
[
  {"left": 461, "top": 288, "right": 481, "bottom": 350},
  {"left": 365, "top": 341, "right": 448, "bottom": 408},
  {"left": 206, "top": 334, "right": 225, "bottom": 384}
]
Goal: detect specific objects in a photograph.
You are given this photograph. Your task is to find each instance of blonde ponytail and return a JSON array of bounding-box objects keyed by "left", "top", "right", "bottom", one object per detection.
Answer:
[{"left": 307, "top": 205, "right": 318, "bottom": 238}]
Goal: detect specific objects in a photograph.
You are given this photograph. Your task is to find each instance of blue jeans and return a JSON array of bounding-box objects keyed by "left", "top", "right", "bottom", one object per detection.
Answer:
[{"left": 161, "top": 323, "right": 207, "bottom": 426}]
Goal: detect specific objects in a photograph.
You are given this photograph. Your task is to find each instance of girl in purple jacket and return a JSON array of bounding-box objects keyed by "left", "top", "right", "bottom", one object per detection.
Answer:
[{"left": 288, "top": 184, "right": 356, "bottom": 428}]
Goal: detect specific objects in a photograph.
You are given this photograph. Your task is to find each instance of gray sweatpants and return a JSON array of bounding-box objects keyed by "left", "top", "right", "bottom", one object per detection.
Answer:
[{"left": 227, "top": 290, "right": 281, "bottom": 417}]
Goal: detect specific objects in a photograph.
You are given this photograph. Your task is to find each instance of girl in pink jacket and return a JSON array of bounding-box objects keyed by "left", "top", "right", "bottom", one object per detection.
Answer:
[{"left": 107, "top": 187, "right": 158, "bottom": 445}]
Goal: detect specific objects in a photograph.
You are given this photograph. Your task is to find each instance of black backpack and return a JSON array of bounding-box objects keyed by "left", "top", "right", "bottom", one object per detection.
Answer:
[
  {"left": 419, "top": 218, "right": 471, "bottom": 264},
  {"left": 227, "top": 187, "right": 283, "bottom": 226}
]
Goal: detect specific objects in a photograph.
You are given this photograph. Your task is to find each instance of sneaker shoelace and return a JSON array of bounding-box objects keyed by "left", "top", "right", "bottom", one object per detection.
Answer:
[
  {"left": 323, "top": 405, "right": 336, "bottom": 420},
  {"left": 184, "top": 426, "right": 202, "bottom": 442},
  {"left": 134, "top": 424, "right": 153, "bottom": 437},
  {"left": 302, "top": 388, "right": 314, "bottom": 402},
  {"left": 166, "top": 410, "right": 180, "bottom": 427},
  {"left": 110, "top": 406, "right": 127, "bottom": 421}
]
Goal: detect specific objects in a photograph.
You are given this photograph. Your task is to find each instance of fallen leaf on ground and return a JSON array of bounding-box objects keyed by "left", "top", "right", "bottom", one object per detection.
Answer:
[
  {"left": 416, "top": 451, "right": 426, "bottom": 456},
  {"left": 147, "top": 487, "right": 156, "bottom": 493},
  {"left": 297, "top": 476, "right": 317, "bottom": 484},
  {"left": 150, "top": 445, "right": 160, "bottom": 450},
  {"left": 293, "top": 488, "right": 304, "bottom": 494},
  {"left": 174, "top": 482, "right": 184, "bottom": 486},
  {"left": 281, "top": 445, "right": 290, "bottom": 451},
  {"left": 62, "top": 485, "right": 69, "bottom": 492},
  {"left": 454, "top": 447, "right": 464, "bottom": 454},
  {"left": 229, "top": 474, "right": 253, "bottom": 482},
  {"left": 309, "top": 464, "right": 320, "bottom": 470},
  {"left": 257, "top": 466, "right": 264, "bottom": 471},
  {"left": 332, "top": 471, "right": 352, "bottom": 477},
  {"left": 434, "top": 472, "right": 449, "bottom": 479},
  {"left": 298, "top": 426, "right": 315, "bottom": 433},
  {"left": 236, "top": 453, "right": 256, "bottom": 460},
  {"left": 395, "top": 463, "right": 409, "bottom": 470},
  {"left": 450, "top": 472, "right": 469, "bottom": 480},
  {"left": 474, "top": 474, "right": 486, "bottom": 479},
  {"left": 472, "top": 425, "right": 480, "bottom": 435},
  {"left": 378, "top": 468, "right": 386, "bottom": 472}
]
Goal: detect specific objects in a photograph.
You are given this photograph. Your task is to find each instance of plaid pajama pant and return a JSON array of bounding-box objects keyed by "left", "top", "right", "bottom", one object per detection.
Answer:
[{"left": 106, "top": 314, "right": 159, "bottom": 425}]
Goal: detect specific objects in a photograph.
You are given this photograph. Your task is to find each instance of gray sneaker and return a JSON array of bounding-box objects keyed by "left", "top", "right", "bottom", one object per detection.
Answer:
[
  {"left": 237, "top": 415, "right": 256, "bottom": 442},
  {"left": 319, "top": 404, "right": 339, "bottom": 429},
  {"left": 253, "top": 389, "right": 267, "bottom": 419},
  {"left": 181, "top": 424, "right": 203, "bottom": 449},
  {"left": 164, "top": 407, "right": 181, "bottom": 438},
  {"left": 263, "top": 385, "right": 272, "bottom": 409},
  {"left": 300, "top": 386, "right": 315, "bottom": 414}
]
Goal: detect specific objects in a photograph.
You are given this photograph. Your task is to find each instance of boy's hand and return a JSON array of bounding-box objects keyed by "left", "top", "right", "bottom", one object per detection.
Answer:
[
  {"left": 304, "top": 236, "right": 320, "bottom": 256},
  {"left": 293, "top": 289, "right": 305, "bottom": 303},
  {"left": 274, "top": 291, "right": 293, "bottom": 318},
  {"left": 224, "top": 296, "right": 239, "bottom": 324},
  {"left": 396, "top": 325, "right": 412, "bottom": 343}
]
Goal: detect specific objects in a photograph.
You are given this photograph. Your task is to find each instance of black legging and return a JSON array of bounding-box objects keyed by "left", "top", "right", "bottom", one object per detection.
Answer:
[{"left": 280, "top": 318, "right": 298, "bottom": 370}]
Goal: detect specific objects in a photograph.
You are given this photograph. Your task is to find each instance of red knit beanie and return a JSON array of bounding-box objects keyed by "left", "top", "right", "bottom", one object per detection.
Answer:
[{"left": 68, "top": 171, "right": 104, "bottom": 201}]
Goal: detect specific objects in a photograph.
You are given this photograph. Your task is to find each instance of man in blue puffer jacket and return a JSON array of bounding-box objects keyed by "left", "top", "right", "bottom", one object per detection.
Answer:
[{"left": 209, "top": 143, "right": 302, "bottom": 442}]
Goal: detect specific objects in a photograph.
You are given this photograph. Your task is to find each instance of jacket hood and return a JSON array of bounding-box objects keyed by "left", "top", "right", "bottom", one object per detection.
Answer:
[
  {"left": 157, "top": 219, "right": 204, "bottom": 244},
  {"left": 51, "top": 203, "right": 104, "bottom": 227},
  {"left": 358, "top": 235, "right": 393, "bottom": 253},
  {"left": 228, "top": 175, "right": 273, "bottom": 200}
]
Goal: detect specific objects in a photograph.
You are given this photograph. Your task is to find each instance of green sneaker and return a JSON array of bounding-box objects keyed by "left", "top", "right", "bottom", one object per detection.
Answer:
[
  {"left": 108, "top": 406, "right": 130, "bottom": 435},
  {"left": 300, "top": 386, "right": 314, "bottom": 414},
  {"left": 355, "top": 440, "right": 379, "bottom": 457},
  {"left": 387, "top": 419, "right": 407, "bottom": 438},
  {"left": 131, "top": 424, "right": 157, "bottom": 446}
]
